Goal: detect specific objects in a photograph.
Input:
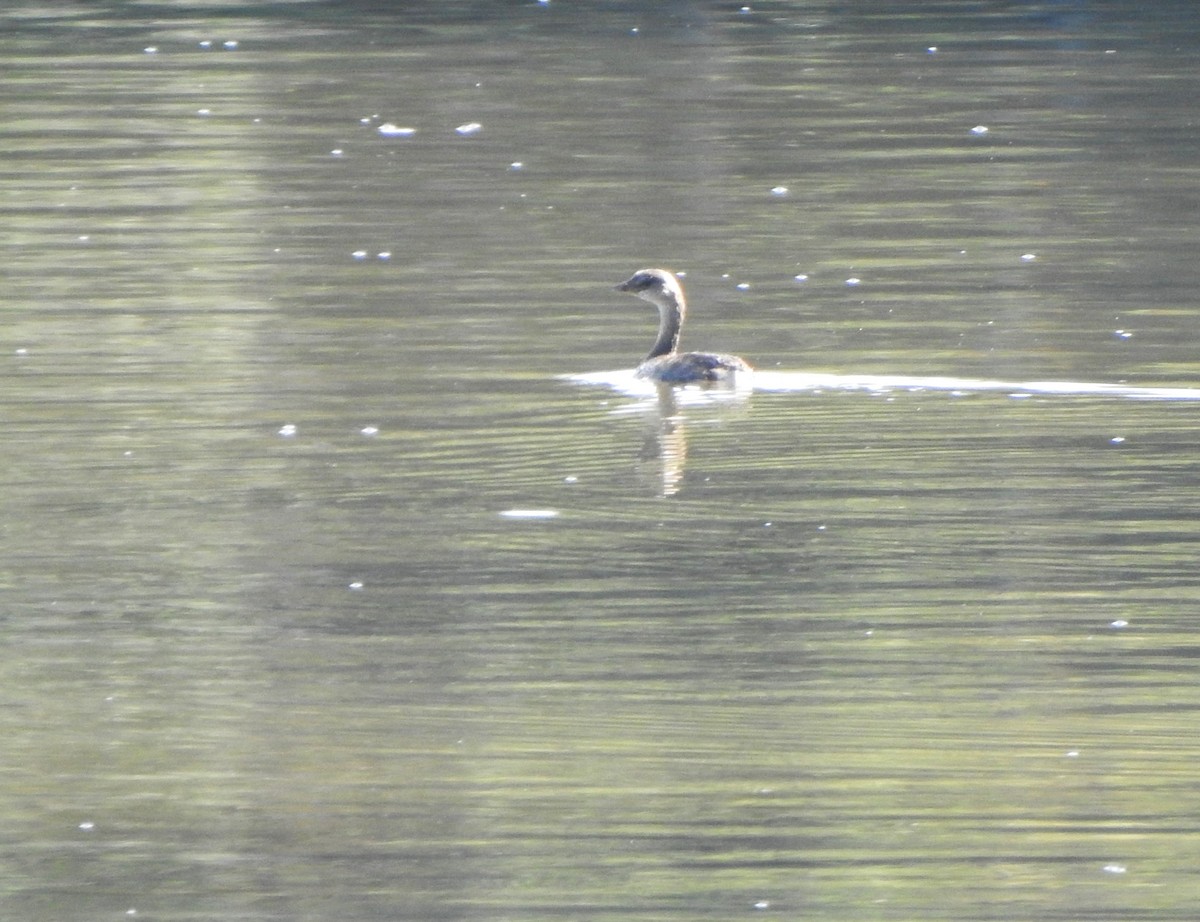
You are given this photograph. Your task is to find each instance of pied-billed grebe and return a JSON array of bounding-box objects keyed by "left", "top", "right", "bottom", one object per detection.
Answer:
[{"left": 615, "top": 268, "right": 752, "bottom": 384}]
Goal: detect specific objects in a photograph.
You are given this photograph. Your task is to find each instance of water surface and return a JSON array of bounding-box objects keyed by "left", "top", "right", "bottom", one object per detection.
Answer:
[{"left": 5, "top": 2, "right": 1200, "bottom": 920}]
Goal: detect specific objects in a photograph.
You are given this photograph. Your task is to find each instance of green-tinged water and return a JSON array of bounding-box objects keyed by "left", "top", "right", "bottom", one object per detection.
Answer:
[{"left": 4, "top": 2, "right": 1200, "bottom": 920}]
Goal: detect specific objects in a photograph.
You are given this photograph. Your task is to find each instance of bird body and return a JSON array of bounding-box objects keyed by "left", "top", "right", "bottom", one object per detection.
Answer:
[{"left": 614, "top": 268, "right": 751, "bottom": 384}]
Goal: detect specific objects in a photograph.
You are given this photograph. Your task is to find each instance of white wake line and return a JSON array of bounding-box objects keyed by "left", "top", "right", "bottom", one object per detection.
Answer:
[
  {"left": 565, "top": 369, "right": 1200, "bottom": 402},
  {"left": 753, "top": 371, "right": 1200, "bottom": 400}
]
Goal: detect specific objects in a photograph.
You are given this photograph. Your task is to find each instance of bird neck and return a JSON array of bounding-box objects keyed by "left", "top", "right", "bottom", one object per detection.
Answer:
[{"left": 646, "top": 296, "right": 684, "bottom": 359}]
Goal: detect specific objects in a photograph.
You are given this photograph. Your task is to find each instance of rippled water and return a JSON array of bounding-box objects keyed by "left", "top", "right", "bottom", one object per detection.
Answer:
[{"left": 5, "top": 2, "right": 1200, "bottom": 920}]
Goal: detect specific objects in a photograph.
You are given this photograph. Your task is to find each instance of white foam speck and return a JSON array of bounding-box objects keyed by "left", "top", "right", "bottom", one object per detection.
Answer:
[
  {"left": 456, "top": 122, "right": 483, "bottom": 136},
  {"left": 378, "top": 124, "right": 416, "bottom": 137}
]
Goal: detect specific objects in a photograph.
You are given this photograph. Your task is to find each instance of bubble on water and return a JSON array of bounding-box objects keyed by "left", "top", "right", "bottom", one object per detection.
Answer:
[
  {"left": 456, "top": 122, "right": 483, "bottom": 136},
  {"left": 223, "top": 40, "right": 239, "bottom": 49},
  {"left": 770, "top": 185, "right": 788, "bottom": 196},
  {"left": 499, "top": 509, "right": 559, "bottom": 519},
  {"left": 278, "top": 424, "right": 297, "bottom": 437},
  {"left": 1021, "top": 253, "right": 1037, "bottom": 261},
  {"left": 970, "top": 125, "right": 989, "bottom": 135},
  {"left": 351, "top": 250, "right": 368, "bottom": 260},
  {"left": 143, "top": 46, "right": 158, "bottom": 54},
  {"left": 845, "top": 277, "right": 861, "bottom": 287}
]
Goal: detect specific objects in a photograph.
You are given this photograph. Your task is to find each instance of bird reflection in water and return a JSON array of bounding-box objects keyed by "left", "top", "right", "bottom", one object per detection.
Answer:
[
  {"left": 638, "top": 383, "right": 687, "bottom": 496},
  {"left": 636, "top": 380, "right": 750, "bottom": 497}
]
